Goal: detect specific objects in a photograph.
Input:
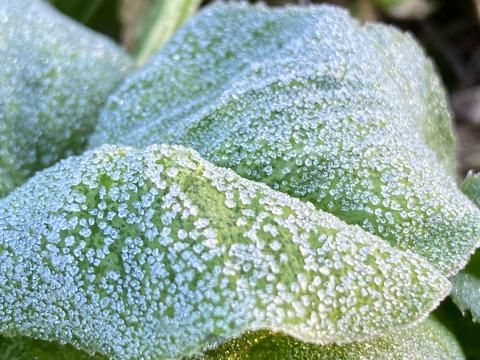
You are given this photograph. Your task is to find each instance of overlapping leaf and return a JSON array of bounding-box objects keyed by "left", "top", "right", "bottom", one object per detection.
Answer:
[
  {"left": 0, "top": 144, "right": 448, "bottom": 359},
  {"left": 0, "top": 317, "right": 464, "bottom": 360},
  {"left": 0, "top": 0, "right": 131, "bottom": 196},
  {"left": 195, "top": 317, "right": 464, "bottom": 360},
  {"left": 90, "top": 3, "right": 480, "bottom": 276},
  {"left": 451, "top": 173, "right": 480, "bottom": 322},
  {"left": 0, "top": 335, "right": 106, "bottom": 360}
]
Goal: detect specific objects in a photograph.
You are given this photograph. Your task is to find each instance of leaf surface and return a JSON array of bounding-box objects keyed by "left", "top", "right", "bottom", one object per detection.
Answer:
[
  {"left": 0, "top": 144, "right": 449, "bottom": 359},
  {"left": 90, "top": 3, "right": 480, "bottom": 276},
  {"left": 451, "top": 173, "right": 480, "bottom": 322},
  {"left": 194, "top": 318, "right": 464, "bottom": 360},
  {"left": 0, "top": 0, "right": 131, "bottom": 196}
]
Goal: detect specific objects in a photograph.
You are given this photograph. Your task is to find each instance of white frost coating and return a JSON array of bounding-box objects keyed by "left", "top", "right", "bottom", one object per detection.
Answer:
[
  {"left": 90, "top": 3, "right": 480, "bottom": 276},
  {"left": 0, "top": 145, "right": 449, "bottom": 359},
  {"left": 0, "top": 0, "right": 131, "bottom": 196}
]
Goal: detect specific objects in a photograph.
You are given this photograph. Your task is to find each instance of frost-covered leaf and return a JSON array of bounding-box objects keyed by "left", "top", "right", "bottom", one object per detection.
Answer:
[
  {"left": 0, "top": 335, "right": 106, "bottom": 360},
  {"left": 90, "top": 3, "right": 479, "bottom": 276},
  {"left": 451, "top": 271, "right": 480, "bottom": 322},
  {"left": 461, "top": 172, "right": 480, "bottom": 207},
  {"left": 435, "top": 298, "right": 480, "bottom": 359},
  {"left": 0, "top": 0, "right": 131, "bottom": 197},
  {"left": 194, "top": 317, "right": 464, "bottom": 360},
  {"left": 451, "top": 173, "right": 480, "bottom": 322},
  {"left": 0, "top": 144, "right": 448, "bottom": 359},
  {"left": 0, "top": 317, "right": 464, "bottom": 360}
]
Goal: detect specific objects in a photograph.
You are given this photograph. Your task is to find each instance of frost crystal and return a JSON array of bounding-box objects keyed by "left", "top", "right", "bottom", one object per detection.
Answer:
[
  {"left": 90, "top": 3, "right": 480, "bottom": 276},
  {"left": 0, "top": 0, "right": 131, "bottom": 196},
  {"left": 0, "top": 145, "right": 448, "bottom": 359}
]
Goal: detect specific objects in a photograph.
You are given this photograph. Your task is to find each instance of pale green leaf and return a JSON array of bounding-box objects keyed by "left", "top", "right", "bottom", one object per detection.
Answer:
[
  {"left": 90, "top": 3, "right": 480, "bottom": 276},
  {"left": 193, "top": 317, "right": 464, "bottom": 360},
  {"left": 451, "top": 172, "right": 480, "bottom": 322},
  {"left": 0, "top": 317, "right": 464, "bottom": 360},
  {"left": 0, "top": 0, "right": 132, "bottom": 197},
  {"left": 0, "top": 144, "right": 449, "bottom": 359}
]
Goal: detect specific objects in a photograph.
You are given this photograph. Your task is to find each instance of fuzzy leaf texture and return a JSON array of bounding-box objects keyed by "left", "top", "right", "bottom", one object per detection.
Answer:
[
  {"left": 195, "top": 317, "right": 463, "bottom": 360},
  {"left": 451, "top": 173, "right": 480, "bottom": 323},
  {"left": 90, "top": 2, "right": 480, "bottom": 276},
  {"left": 0, "top": 317, "right": 464, "bottom": 360},
  {"left": 0, "top": 144, "right": 449, "bottom": 359},
  {"left": 0, "top": 0, "right": 132, "bottom": 197},
  {"left": 0, "top": 335, "right": 107, "bottom": 360}
]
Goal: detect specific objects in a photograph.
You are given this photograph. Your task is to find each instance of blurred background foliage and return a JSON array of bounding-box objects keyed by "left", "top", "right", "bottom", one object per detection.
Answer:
[{"left": 47, "top": 1, "right": 480, "bottom": 357}]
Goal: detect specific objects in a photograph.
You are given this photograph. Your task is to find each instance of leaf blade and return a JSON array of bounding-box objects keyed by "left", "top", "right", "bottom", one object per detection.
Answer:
[
  {"left": 451, "top": 172, "right": 480, "bottom": 322},
  {"left": 0, "top": 0, "right": 132, "bottom": 197},
  {"left": 90, "top": 3, "right": 480, "bottom": 276},
  {"left": 193, "top": 317, "right": 464, "bottom": 360},
  {"left": 0, "top": 144, "right": 449, "bottom": 359}
]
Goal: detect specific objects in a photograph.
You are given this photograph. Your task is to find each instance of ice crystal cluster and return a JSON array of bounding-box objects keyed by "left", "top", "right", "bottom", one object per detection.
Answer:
[
  {"left": 90, "top": 3, "right": 480, "bottom": 276},
  {"left": 0, "top": 1, "right": 479, "bottom": 360},
  {"left": 0, "top": 0, "right": 131, "bottom": 196}
]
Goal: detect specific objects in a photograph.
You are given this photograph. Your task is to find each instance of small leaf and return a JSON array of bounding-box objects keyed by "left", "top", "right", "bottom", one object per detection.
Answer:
[
  {"left": 0, "top": 144, "right": 449, "bottom": 359},
  {"left": 0, "top": 0, "right": 131, "bottom": 197},
  {"left": 451, "top": 172, "right": 480, "bottom": 322},
  {"left": 90, "top": 3, "right": 480, "bottom": 276},
  {"left": 435, "top": 297, "right": 480, "bottom": 360},
  {"left": 193, "top": 317, "right": 464, "bottom": 360}
]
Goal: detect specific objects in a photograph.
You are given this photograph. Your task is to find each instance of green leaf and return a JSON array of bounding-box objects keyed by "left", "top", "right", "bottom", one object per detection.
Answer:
[
  {"left": 450, "top": 258, "right": 480, "bottom": 323},
  {"left": 49, "top": 0, "right": 123, "bottom": 41},
  {"left": 90, "top": 3, "right": 480, "bottom": 276},
  {"left": 451, "top": 172, "right": 480, "bottom": 322},
  {"left": 121, "top": 0, "right": 202, "bottom": 66},
  {"left": 0, "top": 317, "right": 463, "bottom": 360},
  {"left": 435, "top": 297, "right": 480, "bottom": 360},
  {"left": 49, "top": 0, "right": 107, "bottom": 24},
  {"left": 0, "top": 0, "right": 132, "bottom": 197},
  {"left": 192, "top": 317, "right": 464, "bottom": 360},
  {"left": 0, "top": 144, "right": 449, "bottom": 359},
  {"left": 0, "top": 335, "right": 106, "bottom": 360}
]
